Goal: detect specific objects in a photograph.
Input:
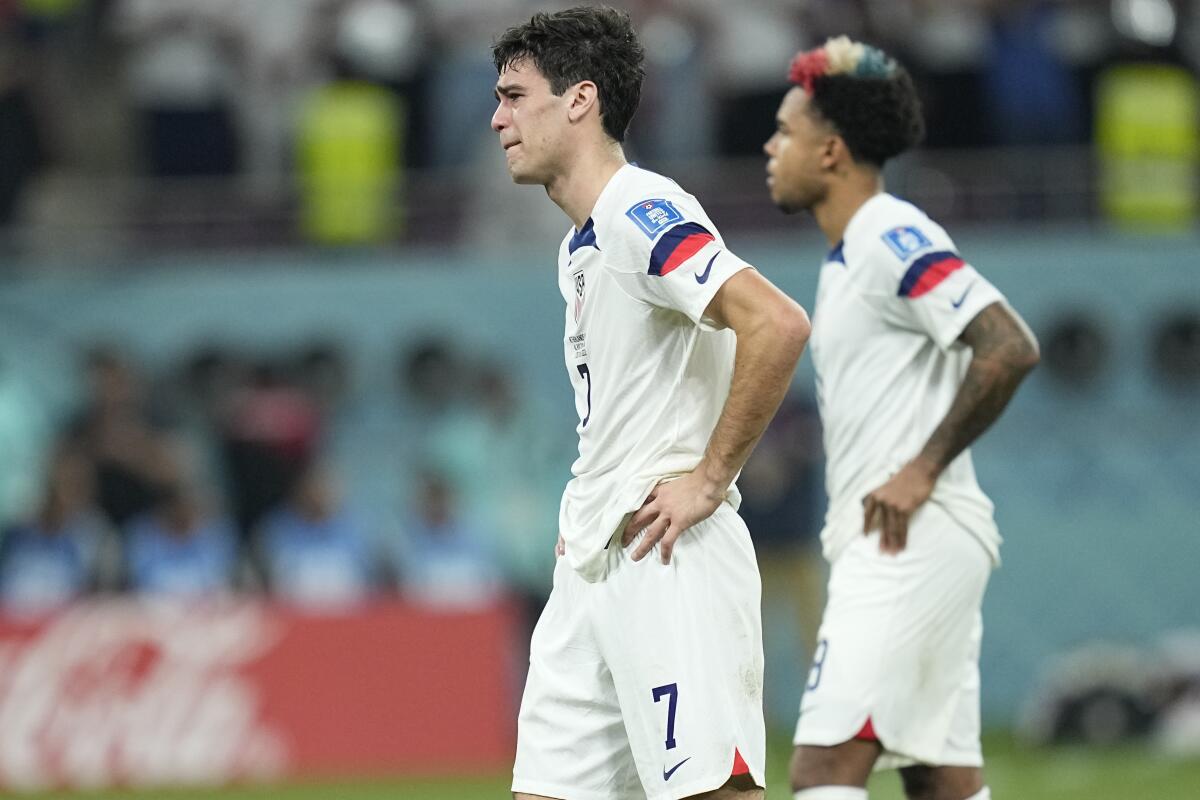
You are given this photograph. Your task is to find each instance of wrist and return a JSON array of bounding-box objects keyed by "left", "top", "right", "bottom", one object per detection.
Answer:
[
  {"left": 696, "top": 458, "right": 733, "bottom": 498},
  {"left": 910, "top": 453, "right": 943, "bottom": 481}
]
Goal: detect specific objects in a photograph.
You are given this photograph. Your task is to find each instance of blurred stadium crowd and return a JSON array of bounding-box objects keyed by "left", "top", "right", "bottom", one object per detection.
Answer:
[
  {"left": 0, "top": 334, "right": 566, "bottom": 616},
  {"left": 1, "top": 0, "right": 1198, "bottom": 254}
]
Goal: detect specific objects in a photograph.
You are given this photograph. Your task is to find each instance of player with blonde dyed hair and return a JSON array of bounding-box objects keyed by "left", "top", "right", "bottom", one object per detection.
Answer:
[{"left": 764, "top": 38, "right": 1040, "bottom": 800}]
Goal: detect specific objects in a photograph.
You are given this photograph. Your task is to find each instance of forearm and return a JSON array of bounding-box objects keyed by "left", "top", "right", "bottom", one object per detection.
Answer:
[
  {"left": 915, "top": 357, "right": 1030, "bottom": 476},
  {"left": 916, "top": 304, "right": 1039, "bottom": 477},
  {"left": 698, "top": 310, "right": 809, "bottom": 490}
]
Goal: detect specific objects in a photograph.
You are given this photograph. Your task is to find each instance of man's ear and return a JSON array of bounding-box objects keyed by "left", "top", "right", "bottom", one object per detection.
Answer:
[
  {"left": 566, "top": 80, "right": 600, "bottom": 124},
  {"left": 821, "top": 134, "right": 849, "bottom": 171}
]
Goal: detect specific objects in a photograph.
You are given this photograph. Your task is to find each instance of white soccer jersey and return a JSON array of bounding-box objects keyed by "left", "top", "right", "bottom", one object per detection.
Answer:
[
  {"left": 809, "top": 193, "right": 1005, "bottom": 564},
  {"left": 557, "top": 164, "right": 753, "bottom": 582}
]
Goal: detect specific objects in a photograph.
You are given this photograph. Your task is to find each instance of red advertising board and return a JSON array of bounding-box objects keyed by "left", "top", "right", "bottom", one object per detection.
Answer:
[{"left": 0, "top": 598, "right": 519, "bottom": 790}]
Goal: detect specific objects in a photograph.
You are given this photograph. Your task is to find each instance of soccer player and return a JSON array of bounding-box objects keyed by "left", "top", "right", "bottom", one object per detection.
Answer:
[
  {"left": 763, "top": 38, "right": 1040, "bottom": 800},
  {"left": 491, "top": 7, "right": 811, "bottom": 800}
]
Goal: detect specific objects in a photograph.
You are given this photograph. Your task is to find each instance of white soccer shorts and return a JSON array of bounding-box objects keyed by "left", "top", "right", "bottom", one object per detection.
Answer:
[
  {"left": 513, "top": 503, "right": 766, "bottom": 800},
  {"left": 793, "top": 501, "right": 992, "bottom": 769}
]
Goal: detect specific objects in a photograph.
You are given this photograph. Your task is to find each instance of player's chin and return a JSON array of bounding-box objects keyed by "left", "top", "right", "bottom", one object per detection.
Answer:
[
  {"left": 771, "top": 193, "right": 803, "bottom": 215},
  {"left": 767, "top": 185, "right": 794, "bottom": 214},
  {"left": 508, "top": 166, "right": 543, "bottom": 186}
]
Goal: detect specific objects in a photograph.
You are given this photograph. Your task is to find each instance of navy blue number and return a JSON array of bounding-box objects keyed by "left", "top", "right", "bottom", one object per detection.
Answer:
[
  {"left": 652, "top": 683, "right": 679, "bottom": 750},
  {"left": 807, "top": 638, "right": 829, "bottom": 691},
  {"left": 576, "top": 362, "right": 592, "bottom": 426}
]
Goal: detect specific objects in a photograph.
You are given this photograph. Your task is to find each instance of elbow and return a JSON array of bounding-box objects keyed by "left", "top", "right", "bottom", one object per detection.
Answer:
[
  {"left": 773, "top": 299, "right": 811, "bottom": 357},
  {"left": 1014, "top": 338, "right": 1040, "bottom": 377},
  {"left": 993, "top": 344, "right": 1038, "bottom": 385},
  {"left": 1020, "top": 348, "right": 1040, "bottom": 376}
]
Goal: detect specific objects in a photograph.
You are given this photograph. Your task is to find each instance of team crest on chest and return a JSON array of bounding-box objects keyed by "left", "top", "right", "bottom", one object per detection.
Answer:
[{"left": 572, "top": 267, "right": 586, "bottom": 322}]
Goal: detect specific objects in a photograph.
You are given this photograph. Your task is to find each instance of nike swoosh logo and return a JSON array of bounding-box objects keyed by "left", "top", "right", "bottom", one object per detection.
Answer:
[
  {"left": 695, "top": 253, "right": 718, "bottom": 284},
  {"left": 951, "top": 281, "right": 976, "bottom": 309},
  {"left": 663, "top": 756, "right": 691, "bottom": 781}
]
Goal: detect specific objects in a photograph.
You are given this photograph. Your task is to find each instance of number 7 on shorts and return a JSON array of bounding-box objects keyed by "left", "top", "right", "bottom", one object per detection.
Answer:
[{"left": 652, "top": 682, "right": 679, "bottom": 750}]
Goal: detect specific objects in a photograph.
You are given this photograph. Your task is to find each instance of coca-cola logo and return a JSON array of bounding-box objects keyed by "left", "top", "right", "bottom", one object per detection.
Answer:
[{"left": 0, "top": 599, "right": 287, "bottom": 790}]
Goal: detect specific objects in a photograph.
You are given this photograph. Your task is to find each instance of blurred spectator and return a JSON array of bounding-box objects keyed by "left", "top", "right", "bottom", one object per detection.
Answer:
[
  {"left": 228, "top": 0, "right": 326, "bottom": 196},
  {"left": 0, "top": 352, "right": 52, "bottom": 527},
  {"left": 66, "top": 346, "right": 173, "bottom": 530},
  {"left": 899, "top": 0, "right": 992, "bottom": 148},
  {"left": 424, "top": 0, "right": 520, "bottom": 168},
  {"left": 422, "top": 359, "right": 566, "bottom": 627},
  {"left": 220, "top": 359, "right": 321, "bottom": 540},
  {"left": 1150, "top": 310, "right": 1200, "bottom": 388},
  {"left": 256, "top": 461, "right": 376, "bottom": 609},
  {"left": 626, "top": 0, "right": 713, "bottom": 162},
  {"left": 164, "top": 344, "right": 248, "bottom": 439},
  {"left": 1042, "top": 312, "right": 1111, "bottom": 389},
  {"left": 1095, "top": 58, "right": 1199, "bottom": 228},
  {"left": 698, "top": 0, "right": 805, "bottom": 156},
  {"left": 399, "top": 335, "right": 465, "bottom": 433},
  {"left": 0, "top": 5, "right": 46, "bottom": 232},
  {"left": 396, "top": 470, "right": 503, "bottom": 610},
  {"left": 292, "top": 339, "right": 352, "bottom": 418},
  {"left": 0, "top": 445, "right": 111, "bottom": 614},
  {"left": 109, "top": 0, "right": 246, "bottom": 177},
  {"left": 984, "top": 0, "right": 1086, "bottom": 145},
  {"left": 295, "top": 0, "right": 425, "bottom": 244},
  {"left": 124, "top": 438, "right": 239, "bottom": 597},
  {"left": 330, "top": 0, "right": 429, "bottom": 99},
  {"left": 150, "top": 346, "right": 246, "bottom": 508}
]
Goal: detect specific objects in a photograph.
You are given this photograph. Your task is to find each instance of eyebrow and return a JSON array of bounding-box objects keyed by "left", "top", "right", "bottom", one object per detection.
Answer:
[{"left": 494, "top": 83, "right": 526, "bottom": 100}]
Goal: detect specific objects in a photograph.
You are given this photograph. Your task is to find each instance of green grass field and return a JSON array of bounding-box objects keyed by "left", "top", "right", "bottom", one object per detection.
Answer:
[{"left": 15, "top": 733, "right": 1200, "bottom": 799}]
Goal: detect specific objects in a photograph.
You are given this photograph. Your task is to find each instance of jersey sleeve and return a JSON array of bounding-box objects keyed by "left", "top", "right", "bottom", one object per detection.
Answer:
[
  {"left": 606, "top": 193, "right": 752, "bottom": 329},
  {"left": 855, "top": 219, "right": 1005, "bottom": 351}
]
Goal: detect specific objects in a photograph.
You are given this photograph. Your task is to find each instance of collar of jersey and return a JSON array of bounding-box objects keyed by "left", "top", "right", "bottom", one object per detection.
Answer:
[{"left": 827, "top": 241, "right": 846, "bottom": 265}]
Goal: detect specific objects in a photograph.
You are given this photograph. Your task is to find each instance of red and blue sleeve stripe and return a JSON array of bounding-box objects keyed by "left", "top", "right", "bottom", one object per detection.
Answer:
[
  {"left": 898, "top": 250, "right": 965, "bottom": 298},
  {"left": 648, "top": 222, "right": 715, "bottom": 276}
]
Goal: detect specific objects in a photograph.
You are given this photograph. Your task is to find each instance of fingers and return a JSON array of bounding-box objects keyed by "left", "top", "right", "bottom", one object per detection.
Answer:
[
  {"left": 632, "top": 520, "right": 683, "bottom": 564},
  {"left": 893, "top": 508, "right": 909, "bottom": 552},
  {"left": 864, "top": 492, "right": 910, "bottom": 554},
  {"left": 878, "top": 505, "right": 910, "bottom": 554},
  {"left": 659, "top": 525, "right": 681, "bottom": 564},
  {"left": 880, "top": 505, "right": 898, "bottom": 553},
  {"left": 631, "top": 515, "right": 670, "bottom": 562},
  {"left": 622, "top": 509, "right": 656, "bottom": 546},
  {"left": 555, "top": 535, "right": 565, "bottom": 558},
  {"left": 862, "top": 495, "right": 880, "bottom": 534},
  {"left": 622, "top": 491, "right": 660, "bottom": 545}
]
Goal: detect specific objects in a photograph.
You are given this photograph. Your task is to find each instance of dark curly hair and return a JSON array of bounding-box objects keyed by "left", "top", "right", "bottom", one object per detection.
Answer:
[
  {"left": 492, "top": 6, "right": 645, "bottom": 143},
  {"left": 789, "top": 40, "right": 924, "bottom": 168}
]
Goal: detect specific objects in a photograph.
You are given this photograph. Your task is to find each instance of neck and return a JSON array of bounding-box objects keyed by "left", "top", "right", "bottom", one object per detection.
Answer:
[
  {"left": 546, "top": 140, "right": 626, "bottom": 230},
  {"left": 812, "top": 168, "right": 884, "bottom": 247}
]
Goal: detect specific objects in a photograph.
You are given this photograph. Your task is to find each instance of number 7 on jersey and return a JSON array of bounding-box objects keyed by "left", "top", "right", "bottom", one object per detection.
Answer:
[{"left": 576, "top": 362, "right": 592, "bottom": 426}]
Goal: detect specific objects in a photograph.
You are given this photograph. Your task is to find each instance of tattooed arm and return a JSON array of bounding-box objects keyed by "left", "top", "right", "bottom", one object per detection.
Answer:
[{"left": 863, "top": 301, "right": 1040, "bottom": 553}]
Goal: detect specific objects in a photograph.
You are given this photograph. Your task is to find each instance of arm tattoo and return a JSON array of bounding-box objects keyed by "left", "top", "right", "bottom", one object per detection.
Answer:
[{"left": 919, "top": 302, "right": 1039, "bottom": 473}]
